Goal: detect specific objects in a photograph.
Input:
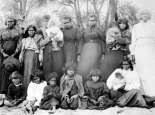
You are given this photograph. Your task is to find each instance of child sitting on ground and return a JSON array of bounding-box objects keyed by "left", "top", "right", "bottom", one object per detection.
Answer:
[
  {"left": 22, "top": 70, "right": 47, "bottom": 114},
  {"left": 4, "top": 71, "right": 25, "bottom": 107},
  {"left": 60, "top": 66, "right": 84, "bottom": 110},
  {"left": 40, "top": 72, "right": 61, "bottom": 114},
  {"left": 83, "top": 69, "right": 113, "bottom": 110}
]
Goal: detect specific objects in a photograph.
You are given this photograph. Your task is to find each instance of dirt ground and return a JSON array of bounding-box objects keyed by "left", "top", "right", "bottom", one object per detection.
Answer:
[{"left": 1, "top": 106, "right": 155, "bottom": 115}]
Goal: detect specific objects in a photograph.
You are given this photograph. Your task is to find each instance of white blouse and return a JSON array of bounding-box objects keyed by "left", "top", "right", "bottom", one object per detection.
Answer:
[
  {"left": 130, "top": 21, "right": 155, "bottom": 54},
  {"left": 22, "top": 37, "right": 39, "bottom": 53},
  {"left": 26, "top": 81, "right": 47, "bottom": 106},
  {"left": 106, "top": 69, "right": 141, "bottom": 91}
]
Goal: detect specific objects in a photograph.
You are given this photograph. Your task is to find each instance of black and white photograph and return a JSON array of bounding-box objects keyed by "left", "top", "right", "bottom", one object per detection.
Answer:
[{"left": 0, "top": 0, "right": 155, "bottom": 115}]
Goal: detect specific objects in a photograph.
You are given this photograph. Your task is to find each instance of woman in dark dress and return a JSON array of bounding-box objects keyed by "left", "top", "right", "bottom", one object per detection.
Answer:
[
  {"left": 0, "top": 16, "right": 21, "bottom": 98},
  {"left": 100, "top": 27, "right": 126, "bottom": 81},
  {"left": 77, "top": 14, "right": 106, "bottom": 81},
  {"left": 117, "top": 18, "right": 131, "bottom": 55},
  {"left": 61, "top": 16, "right": 80, "bottom": 68},
  {"left": 40, "top": 19, "right": 64, "bottom": 81}
]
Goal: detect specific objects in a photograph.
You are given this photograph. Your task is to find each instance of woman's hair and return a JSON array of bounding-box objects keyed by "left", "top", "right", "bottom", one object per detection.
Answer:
[
  {"left": 117, "top": 18, "right": 129, "bottom": 31},
  {"left": 88, "top": 68, "right": 102, "bottom": 81},
  {"left": 136, "top": 9, "right": 152, "bottom": 22},
  {"left": 30, "top": 69, "right": 44, "bottom": 82},
  {"left": 24, "top": 25, "right": 37, "bottom": 38}
]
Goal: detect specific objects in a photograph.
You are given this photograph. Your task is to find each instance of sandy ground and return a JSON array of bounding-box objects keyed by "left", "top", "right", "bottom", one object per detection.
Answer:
[{"left": 1, "top": 106, "right": 155, "bottom": 115}]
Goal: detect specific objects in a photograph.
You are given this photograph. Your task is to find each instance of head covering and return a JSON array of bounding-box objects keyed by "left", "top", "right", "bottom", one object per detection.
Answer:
[
  {"left": 3, "top": 57, "right": 20, "bottom": 72},
  {"left": 10, "top": 71, "right": 22, "bottom": 80},
  {"left": 46, "top": 72, "right": 58, "bottom": 82},
  {"left": 136, "top": 9, "right": 152, "bottom": 21}
]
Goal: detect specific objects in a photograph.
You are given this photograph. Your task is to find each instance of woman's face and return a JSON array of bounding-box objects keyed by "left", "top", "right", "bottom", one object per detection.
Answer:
[
  {"left": 119, "top": 23, "right": 126, "bottom": 30},
  {"left": 88, "top": 20, "right": 97, "bottom": 27},
  {"left": 28, "top": 27, "right": 35, "bottom": 37},
  {"left": 92, "top": 75, "right": 99, "bottom": 82},
  {"left": 67, "top": 69, "right": 74, "bottom": 76},
  {"left": 7, "top": 20, "right": 15, "bottom": 28},
  {"left": 122, "top": 63, "right": 130, "bottom": 70}
]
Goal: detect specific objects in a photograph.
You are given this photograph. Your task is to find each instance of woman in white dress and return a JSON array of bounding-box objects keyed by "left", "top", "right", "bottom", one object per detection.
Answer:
[{"left": 130, "top": 10, "right": 155, "bottom": 96}]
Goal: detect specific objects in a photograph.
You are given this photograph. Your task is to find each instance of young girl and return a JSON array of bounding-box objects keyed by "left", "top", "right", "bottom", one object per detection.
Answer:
[
  {"left": 4, "top": 71, "right": 25, "bottom": 107},
  {"left": 22, "top": 70, "right": 47, "bottom": 114},
  {"left": 19, "top": 25, "right": 40, "bottom": 94},
  {"left": 84, "top": 69, "right": 113, "bottom": 110},
  {"left": 40, "top": 72, "right": 61, "bottom": 114},
  {"left": 60, "top": 66, "right": 84, "bottom": 109}
]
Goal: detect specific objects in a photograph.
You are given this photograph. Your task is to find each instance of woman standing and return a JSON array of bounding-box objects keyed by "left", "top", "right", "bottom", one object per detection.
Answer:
[
  {"left": 61, "top": 16, "right": 80, "bottom": 68},
  {"left": 19, "top": 25, "right": 39, "bottom": 93},
  {"left": 117, "top": 18, "right": 131, "bottom": 55},
  {"left": 40, "top": 18, "right": 64, "bottom": 81},
  {"left": 100, "top": 27, "right": 125, "bottom": 81},
  {"left": 130, "top": 10, "right": 155, "bottom": 96},
  {"left": 0, "top": 16, "right": 21, "bottom": 98},
  {"left": 77, "top": 14, "right": 106, "bottom": 80}
]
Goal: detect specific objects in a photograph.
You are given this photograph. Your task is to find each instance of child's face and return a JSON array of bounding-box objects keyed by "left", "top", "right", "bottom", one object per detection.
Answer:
[
  {"left": 122, "top": 64, "right": 130, "bottom": 70},
  {"left": 92, "top": 75, "right": 99, "bottom": 82},
  {"left": 49, "top": 79, "right": 56, "bottom": 86},
  {"left": 115, "top": 73, "right": 124, "bottom": 80},
  {"left": 33, "top": 77, "right": 40, "bottom": 84},
  {"left": 67, "top": 69, "right": 74, "bottom": 76},
  {"left": 12, "top": 78, "right": 21, "bottom": 85}
]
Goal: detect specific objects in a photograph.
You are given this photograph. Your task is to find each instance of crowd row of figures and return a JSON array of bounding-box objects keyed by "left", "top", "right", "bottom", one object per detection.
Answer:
[{"left": 0, "top": 9, "right": 155, "bottom": 114}]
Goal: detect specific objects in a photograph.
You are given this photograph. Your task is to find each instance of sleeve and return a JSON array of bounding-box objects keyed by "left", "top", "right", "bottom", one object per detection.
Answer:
[
  {"left": 42, "top": 86, "right": 48, "bottom": 98},
  {"left": 26, "top": 82, "right": 35, "bottom": 101},
  {"left": 130, "top": 26, "right": 136, "bottom": 55},
  {"left": 6, "top": 84, "right": 14, "bottom": 99},
  {"left": 76, "top": 75, "right": 84, "bottom": 97},
  {"left": 84, "top": 82, "right": 90, "bottom": 96},
  {"left": 60, "top": 74, "right": 66, "bottom": 95}
]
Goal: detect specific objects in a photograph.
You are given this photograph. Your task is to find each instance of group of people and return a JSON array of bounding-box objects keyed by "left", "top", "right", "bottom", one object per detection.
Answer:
[{"left": 0, "top": 9, "right": 155, "bottom": 114}]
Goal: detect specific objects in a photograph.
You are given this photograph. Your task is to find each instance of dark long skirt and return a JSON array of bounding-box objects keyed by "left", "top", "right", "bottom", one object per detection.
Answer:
[
  {"left": 43, "top": 44, "right": 64, "bottom": 81},
  {"left": 23, "top": 50, "right": 39, "bottom": 91},
  {"left": 77, "top": 42, "right": 102, "bottom": 80},
  {"left": 100, "top": 50, "right": 124, "bottom": 81},
  {"left": 0, "top": 69, "right": 11, "bottom": 94},
  {"left": 63, "top": 41, "right": 77, "bottom": 68}
]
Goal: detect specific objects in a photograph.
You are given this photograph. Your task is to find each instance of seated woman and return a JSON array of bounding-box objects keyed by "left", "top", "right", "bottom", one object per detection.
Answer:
[
  {"left": 40, "top": 72, "right": 61, "bottom": 114},
  {"left": 84, "top": 69, "right": 113, "bottom": 110},
  {"left": 60, "top": 66, "right": 84, "bottom": 110},
  {"left": 22, "top": 70, "right": 47, "bottom": 114},
  {"left": 3, "top": 71, "right": 25, "bottom": 107},
  {"left": 106, "top": 61, "right": 149, "bottom": 108}
]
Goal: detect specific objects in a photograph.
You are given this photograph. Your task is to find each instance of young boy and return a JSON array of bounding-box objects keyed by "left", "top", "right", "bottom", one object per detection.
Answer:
[
  {"left": 4, "top": 71, "right": 25, "bottom": 107},
  {"left": 84, "top": 69, "right": 113, "bottom": 110},
  {"left": 40, "top": 72, "right": 61, "bottom": 114},
  {"left": 60, "top": 66, "right": 84, "bottom": 110}
]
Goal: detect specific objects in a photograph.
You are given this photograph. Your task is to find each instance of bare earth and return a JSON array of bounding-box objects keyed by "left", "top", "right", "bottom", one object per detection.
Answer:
[{"left": 0, "top": 106, "right": 155, "bottom": 115}]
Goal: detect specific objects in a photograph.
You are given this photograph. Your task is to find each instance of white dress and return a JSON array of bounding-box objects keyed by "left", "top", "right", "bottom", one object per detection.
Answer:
[{"left": 131, "top": 20, "right": 155, "bottom": 96}]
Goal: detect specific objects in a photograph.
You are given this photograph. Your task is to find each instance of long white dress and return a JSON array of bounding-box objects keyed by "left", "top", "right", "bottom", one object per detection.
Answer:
[{"left": 131, "top": 20, "right": 155, "bottom": 96}]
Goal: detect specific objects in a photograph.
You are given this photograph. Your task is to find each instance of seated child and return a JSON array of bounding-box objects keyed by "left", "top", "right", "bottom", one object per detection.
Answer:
[
  {"left": 40, "top": 72, "right": 61, "bottom": 114},
  {"left": 4, "top": 71, "right": 25, "bottom": 107},
  {"left": 84, "top": 69, "right": 113, "bottom": 110},
  {"left": 60, "top": 66, "right": 84, "bottom": 110},
  {"left": 22, "top": 70, "right": 47, "bottom": 114}
]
